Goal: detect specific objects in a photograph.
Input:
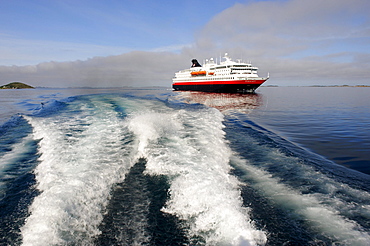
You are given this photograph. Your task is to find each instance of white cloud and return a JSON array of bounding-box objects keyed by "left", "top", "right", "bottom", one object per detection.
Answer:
[
  {"left": 197, "top": 0, "right": 370, "bottom": 52},
  {"left": 192, "top": 0, "right": 370, "bottom": 85}
]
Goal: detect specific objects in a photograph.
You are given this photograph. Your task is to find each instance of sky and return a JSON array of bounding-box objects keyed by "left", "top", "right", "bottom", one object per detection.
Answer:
[{"left": 1, "top": 0, "right": 369, "bottom": 87}]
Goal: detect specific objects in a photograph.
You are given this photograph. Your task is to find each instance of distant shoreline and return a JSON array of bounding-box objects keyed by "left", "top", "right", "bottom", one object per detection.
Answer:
[{"left": 0, "top": 82, "right": 34, "bottom": 89}]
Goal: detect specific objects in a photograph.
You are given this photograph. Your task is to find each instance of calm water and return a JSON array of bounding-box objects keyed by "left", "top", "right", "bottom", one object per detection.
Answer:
[
  {"left": 0, "top": 87, "right": 369, "bottom": 245},
  {"left": 250, "top": 87, "right": 370, "bottom": 175}
]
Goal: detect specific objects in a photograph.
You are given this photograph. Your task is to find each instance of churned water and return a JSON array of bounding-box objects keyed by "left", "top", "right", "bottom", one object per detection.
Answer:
[{"left": 0, "top": 86, "right": 369, "bottom": 245}]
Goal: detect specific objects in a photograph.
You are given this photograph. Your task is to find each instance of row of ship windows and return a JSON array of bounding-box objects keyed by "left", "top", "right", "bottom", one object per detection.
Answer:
[
  {"left": 232, "top": 68, "right": 257, "bottom": 71},
  {"left": 210, "top": 65, "right": 252, "bottom": 69},
  {"left": 211, "top": 70, "right": 256, "bottom": 74},
  {"left": 210, "top": 65, "right": 253, "bottom": 70}
]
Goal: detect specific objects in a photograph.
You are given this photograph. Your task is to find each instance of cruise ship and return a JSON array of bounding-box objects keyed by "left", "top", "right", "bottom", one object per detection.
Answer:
[{"left": 172, "top": 53, "right": 269, "bottom": 93}]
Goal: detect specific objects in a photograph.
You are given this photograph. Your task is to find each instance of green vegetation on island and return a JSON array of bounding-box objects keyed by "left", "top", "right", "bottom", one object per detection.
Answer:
[{"left": 0, "top": 82, "right": 35, "bottom": 89}]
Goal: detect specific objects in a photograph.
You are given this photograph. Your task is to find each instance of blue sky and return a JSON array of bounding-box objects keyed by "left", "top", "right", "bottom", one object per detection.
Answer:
[
  {"left": 1, "top": 0, "right": 369, "bottom": 87},
  {"left": 1, "top": 0, "right": 246, "bottom": 65}
]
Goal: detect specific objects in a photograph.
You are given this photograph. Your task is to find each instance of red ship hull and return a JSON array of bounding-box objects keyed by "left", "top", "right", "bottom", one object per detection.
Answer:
[{"left": 172, "top": 79, "right": 267, "bottom": 93}]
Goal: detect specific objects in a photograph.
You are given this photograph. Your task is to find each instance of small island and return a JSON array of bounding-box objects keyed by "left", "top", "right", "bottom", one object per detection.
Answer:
[{"left": 0, "top": 82, "right": 35, "bottom": 89}]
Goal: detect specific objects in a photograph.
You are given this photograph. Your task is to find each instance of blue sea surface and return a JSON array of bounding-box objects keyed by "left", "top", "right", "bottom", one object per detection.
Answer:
[
  {"left": 0, "top": 86, "right": 369, "bottom": 245},
  {"left": 250, "top": 87, "right": 370, "bottom": 175}
]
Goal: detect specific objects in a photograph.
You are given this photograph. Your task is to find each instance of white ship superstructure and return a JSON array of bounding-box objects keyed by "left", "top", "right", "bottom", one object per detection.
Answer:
[{"left": 172, "top": 53, "right": 269, "bottom": 93}]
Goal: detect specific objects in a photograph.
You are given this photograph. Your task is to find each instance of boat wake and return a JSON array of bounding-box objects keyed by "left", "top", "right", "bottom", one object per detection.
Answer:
[
  {"left": 127, "top": 106, "right": 267, "bottom": 245},
  {"left": 1, "top": 92, "right": 369, "bottom": 245},
  {"left": 19, "top": 94, "right": 266, "bottom": 245}
]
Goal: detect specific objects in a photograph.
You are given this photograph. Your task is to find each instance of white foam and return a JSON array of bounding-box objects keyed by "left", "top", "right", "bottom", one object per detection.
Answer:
[
  {"left": 18, "top": 94, "right": 370, "bottom": 245},
  {"left": 21, "top": 97, "right": 136, "bottom": 245},
  {"left": 0, "top": 134, "right": 34, "bottom": 196},
  {"left": 0, "top": 135, "right": 32, "bottom": 173},
  {"left": 231, "top": 155, "right": 370, "bottom": 245},
  {"left": 128, "top": 106, "right": 267, "bottom": 245}
]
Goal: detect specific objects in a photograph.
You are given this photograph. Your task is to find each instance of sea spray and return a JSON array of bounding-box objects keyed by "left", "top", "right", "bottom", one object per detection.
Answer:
[
  {"left": 128, "top": 106, "right": 267, "bottom": 245},
  {"left": 21, "top": 97, "right": 136, "bottom": 245},
  {"left": 230, "top": 147, "right": 370, "bottom": 246}
]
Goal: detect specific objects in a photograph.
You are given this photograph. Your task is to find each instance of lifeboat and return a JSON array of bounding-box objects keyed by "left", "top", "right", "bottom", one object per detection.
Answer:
[{"left": 191, "top": 71, "right": 207, "bottom": 76}]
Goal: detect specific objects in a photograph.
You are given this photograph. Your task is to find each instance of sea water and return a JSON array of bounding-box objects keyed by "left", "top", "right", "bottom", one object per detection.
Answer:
[{"left": 0, "top": 86, "right": 369, "bottom": 245}]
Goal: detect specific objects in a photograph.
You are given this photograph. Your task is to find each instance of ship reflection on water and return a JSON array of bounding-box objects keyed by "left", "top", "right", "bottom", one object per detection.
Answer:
[{"left": 180, "top": 91, "right": 263, "bottom": 113}]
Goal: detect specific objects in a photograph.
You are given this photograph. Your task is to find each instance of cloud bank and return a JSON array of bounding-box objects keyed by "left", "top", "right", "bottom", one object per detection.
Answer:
[
  {"left": 194, "top": 0, "right": 370, "bottom": 85},
  {"left": 1, "top": 0, "right": 369, "bottom": 87},
  {"left": 0, "top": 51, "right": 186, "bottom": 88}
]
